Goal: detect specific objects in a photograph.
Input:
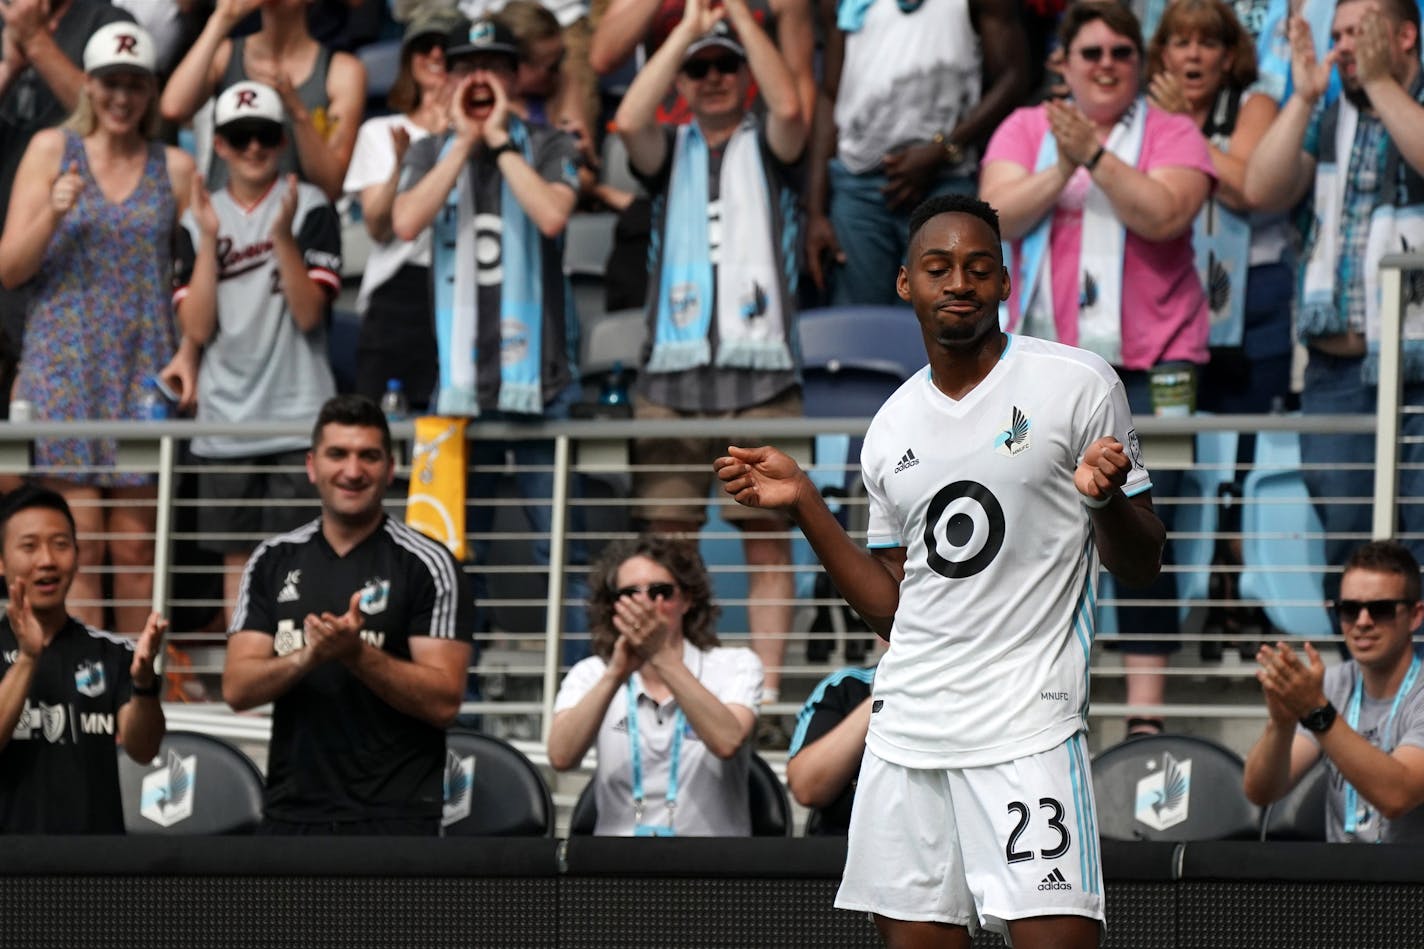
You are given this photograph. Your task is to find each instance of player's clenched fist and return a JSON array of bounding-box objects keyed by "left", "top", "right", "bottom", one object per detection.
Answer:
[{"left": 1074, "top": 436, "right": 1130, "bottom": 506}]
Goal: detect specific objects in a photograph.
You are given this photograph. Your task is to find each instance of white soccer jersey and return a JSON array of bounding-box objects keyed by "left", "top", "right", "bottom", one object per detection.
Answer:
[{"left": 861, "top": 334, "right": 1152, "bottom": 769}]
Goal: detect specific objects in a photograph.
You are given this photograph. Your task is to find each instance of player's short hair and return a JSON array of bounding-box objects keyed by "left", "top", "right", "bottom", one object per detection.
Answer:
[
  {"left": 312, "top": 394, "right": 392, "bottom": 457},
  {"left": 1343, "top": 540, "right": 1422, "bottom": 602},
  {"left": 586, "top": 533, "right": 721, "bottom": 660},
  {"left": 0, "top": 484, "right": 77, "bottom": 544},
  {"left": 907, "top": 194, "right": 1003, "bottom": 251}
]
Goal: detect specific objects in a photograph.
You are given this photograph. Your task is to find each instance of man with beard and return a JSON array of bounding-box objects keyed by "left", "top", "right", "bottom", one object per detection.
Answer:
[
  {"left": 1245, "top": 540, "right": 1424, "bottom": 843},
  {"left": 1244, "top": 0, "right": 1424, "bottom": 591},
  {"left": 714, "top": 194, "right": 1165, "bottom": 947},
  {"left": 223, "top": 395, "right": 475, "bottom": 835}
]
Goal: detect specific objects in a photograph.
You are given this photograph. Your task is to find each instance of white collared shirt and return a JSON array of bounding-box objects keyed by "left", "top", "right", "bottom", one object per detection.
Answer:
[{"left": 554, "top": 641, "right": 763, "bottom": 836}]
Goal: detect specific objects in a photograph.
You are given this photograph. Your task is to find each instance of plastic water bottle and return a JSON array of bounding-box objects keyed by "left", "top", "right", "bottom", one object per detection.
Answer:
[
  {"left": 139, "top": 381, "right": 169, "bottom": 421},
  {"left": 598, "top": 361, "right": 629, "bottom": 408},
  {"left": 380, "top": 378, "right": 409, "bottom": 422}
]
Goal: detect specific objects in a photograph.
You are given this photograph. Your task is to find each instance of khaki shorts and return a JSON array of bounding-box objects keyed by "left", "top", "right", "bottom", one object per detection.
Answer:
[{"left": 631, "top": 388, "right": 802, "bottom": 526}]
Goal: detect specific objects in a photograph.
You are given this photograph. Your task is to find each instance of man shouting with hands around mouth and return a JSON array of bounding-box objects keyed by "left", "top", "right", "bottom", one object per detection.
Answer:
[
  {"left": 0, "top": 484, "right": 167, "bottom": 833},
  {"left": 714, "top": 194, "right": 1165, "bottom": 948}
]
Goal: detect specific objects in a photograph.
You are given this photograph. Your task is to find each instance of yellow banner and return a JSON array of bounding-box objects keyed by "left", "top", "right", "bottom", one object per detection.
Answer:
[{"left": 406, "top": 416, "right": 467, "bottom": 559}]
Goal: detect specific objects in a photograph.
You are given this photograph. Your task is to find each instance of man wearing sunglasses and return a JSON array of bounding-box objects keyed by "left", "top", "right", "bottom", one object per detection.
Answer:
[
  {"left": 1244, "top": 540, "right": 1424, "bottom": 843},
  {"left": 614, "top": 0, "right": 807, "bottom": 743},
  {"left": 173, "top": 80, "right": 342, "bottom": 628}
]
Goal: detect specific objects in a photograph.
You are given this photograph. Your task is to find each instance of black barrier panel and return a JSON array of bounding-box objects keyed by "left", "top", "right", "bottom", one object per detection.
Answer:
[
  {"left": 561, "top": 835, "right": 853, "bottom": 877},
  {"left": 0, "top": 876, "right": 559, "bottom": 949},
  {"left": 560, "top": 876, "right": 880, "bottom": 948},
  {"left": 0, "top": 835, "right": 563, "bottom": 877},
  {"left": 1180, "top": 841, "right": 1424, "bottom": 884},
  {"left": 1178, "top": 881, "right": 1424, "bottom": 949}
]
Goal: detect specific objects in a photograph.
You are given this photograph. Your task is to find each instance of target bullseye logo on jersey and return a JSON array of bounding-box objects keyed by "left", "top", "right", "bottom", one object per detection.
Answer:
[
  {"left": 474, "top": 213, "right": 503, "bottom": 286},
  {"left": 923, "top": 481, "right": 1006, "bottom": 580}
]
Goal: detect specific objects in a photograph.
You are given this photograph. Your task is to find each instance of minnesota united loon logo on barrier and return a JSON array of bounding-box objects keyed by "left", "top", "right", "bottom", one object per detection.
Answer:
[
  {"left": 141, "top": 749, "right": 196, "bottom": 828},
  {"left": 442, "top": 751, "right": 476, "bottom": 827},
  {"left": 1135, "top": 751, "right": 1192, "bottom": 831}
]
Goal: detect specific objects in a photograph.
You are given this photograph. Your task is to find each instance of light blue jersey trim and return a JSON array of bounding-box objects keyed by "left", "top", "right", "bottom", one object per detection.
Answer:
[
  {"left": 866, "top": 541, "right": 902, "bottom": 549},
  {"left": 788, "top": 666, "right": 876, "bottom": 757},
  {"left": 1001, "top": 332, "right": 1015, "bottom": 360},
  {"left": 1124, "top": 480, "right": 1153, "bottom": 498},
  {"left": 1067, "top": 734, "right": 1101, "bottom": 894}
]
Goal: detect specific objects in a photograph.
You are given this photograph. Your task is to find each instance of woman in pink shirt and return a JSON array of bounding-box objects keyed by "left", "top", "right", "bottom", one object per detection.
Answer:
[{"left": 981, "top": 0, "right": 1215, "bottom": 734}]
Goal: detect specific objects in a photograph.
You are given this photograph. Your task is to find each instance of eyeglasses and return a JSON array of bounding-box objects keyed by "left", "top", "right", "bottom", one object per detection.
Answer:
[
  {"left": 1076, "top": 44, "right": 1137, "bottom": 63},
  {"left": 614, "top": 582, "right": 678, "bottom": 601},
  {"left": 1333, "top": 599, "right": 1414, "bottom": 622},
  {"left": 681, "top": 54, "right": 743, "bottom": 80},
  {"left": 219, "top": 124, "right": 283, "bottom": 150}
]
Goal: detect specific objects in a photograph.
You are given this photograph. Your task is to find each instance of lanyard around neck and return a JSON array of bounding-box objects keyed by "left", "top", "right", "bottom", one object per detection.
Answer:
[
  {"left": 1343, "top": 653, "right": 1422, "bottom": 837},
  {"left": 626, "top": 678, "right": 685, "bottom": 826}
]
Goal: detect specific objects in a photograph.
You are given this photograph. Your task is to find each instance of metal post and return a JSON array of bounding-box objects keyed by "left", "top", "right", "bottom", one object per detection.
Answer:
[
  {"left": 540, "top": 435, "right": 572, "bottom": 743},
  {"left": 152, "top": 435, "right": 176, "bottom": 675},
  {"left": 1374, "top": 264, "right": 1405, "bottom": 540}
]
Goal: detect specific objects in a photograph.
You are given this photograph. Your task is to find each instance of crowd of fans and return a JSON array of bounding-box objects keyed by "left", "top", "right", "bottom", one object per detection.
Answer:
[{"left": 1, "top": 0, "right": 1423, "bottom": 837}]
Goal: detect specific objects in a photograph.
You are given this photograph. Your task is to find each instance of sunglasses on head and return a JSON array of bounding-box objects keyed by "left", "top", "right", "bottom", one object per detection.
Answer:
[
  {"left": 615, "top": 582, "right": 678, "bottom": 601},
  {"left": 1076, "top": 43, "right": 1137, "bottom": 63},
  {"left": 682, "top": 54, "right": 743, "bottom": 80},
  {"left": 220, "top": 124, "right": 283, "bottom": 150},
  {"left": 1333, "top": 598, "right": 1414, "bottom": 622}
]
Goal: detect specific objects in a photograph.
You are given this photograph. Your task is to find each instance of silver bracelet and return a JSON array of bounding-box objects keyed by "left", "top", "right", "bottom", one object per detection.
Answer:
[{"left": 1080, "top": 491, "right": 1116, "bottom": 510}]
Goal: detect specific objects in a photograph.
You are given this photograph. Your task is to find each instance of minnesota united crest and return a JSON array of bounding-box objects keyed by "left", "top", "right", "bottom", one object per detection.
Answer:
[{"left": 994, "top": 406, "right": 1031, "bottom": 457}]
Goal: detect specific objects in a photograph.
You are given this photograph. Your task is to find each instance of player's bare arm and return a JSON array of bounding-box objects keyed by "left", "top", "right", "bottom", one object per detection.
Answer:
[{"left": 715, "top": 444, "right": 902, "bottom": 635}]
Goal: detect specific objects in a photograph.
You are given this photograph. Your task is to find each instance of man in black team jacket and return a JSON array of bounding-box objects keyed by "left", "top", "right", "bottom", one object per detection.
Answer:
[
  {"left": 224, "top": 395, "right": 475, "bottom": 834},
  {"left": 0, "top": 484, "right": 167, "bottom": 833}
]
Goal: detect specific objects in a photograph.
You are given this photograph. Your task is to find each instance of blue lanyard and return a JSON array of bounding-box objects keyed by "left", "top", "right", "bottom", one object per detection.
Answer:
[
  {"left": 626, "top": 679, "right": 685, "bottom": 828},
  {"left": 1343, "top": 653, "right": 1421, "bottom": 837}
]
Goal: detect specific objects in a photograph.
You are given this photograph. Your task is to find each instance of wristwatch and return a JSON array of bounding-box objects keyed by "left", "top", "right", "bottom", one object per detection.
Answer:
[
  {"left": 131, "top": 678, "right": 162, "bottom": 698},
  {"left": 1299, "top": 701, "right": 1337, "bottom": 733},
  {"left": 487, "top": 141, "right": 518, "bottom": 161},
  {"left": 932, "top": 131, "right": 964, "bottom": 166}
]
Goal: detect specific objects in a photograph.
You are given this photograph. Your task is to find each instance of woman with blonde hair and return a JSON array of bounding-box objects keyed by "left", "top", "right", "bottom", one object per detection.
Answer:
[{"left": 0, "top": 23, "right": 197, "bottom": 634}]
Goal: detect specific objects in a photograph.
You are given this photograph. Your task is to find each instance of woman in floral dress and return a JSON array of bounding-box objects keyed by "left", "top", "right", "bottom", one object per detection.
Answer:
[{"left": 0, "top": 23, "right": 197, "bottom": 633}]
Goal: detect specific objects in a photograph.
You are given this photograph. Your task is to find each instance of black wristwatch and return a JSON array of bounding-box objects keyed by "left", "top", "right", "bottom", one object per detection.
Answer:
[
  {"left": 1299, "top": 701, "right": 1337, "bottom": 733},
  {"left": 487, "top": 141, "right": 518, "bottom": 161},
  {"left": 131, "top": 678, "right": 162, "bottom": 697}
]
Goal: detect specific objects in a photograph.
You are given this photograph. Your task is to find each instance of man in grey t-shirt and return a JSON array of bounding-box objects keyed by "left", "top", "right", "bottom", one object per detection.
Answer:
[{"left": 1244, "top": 540, "right": 1424, "bottom": 843}]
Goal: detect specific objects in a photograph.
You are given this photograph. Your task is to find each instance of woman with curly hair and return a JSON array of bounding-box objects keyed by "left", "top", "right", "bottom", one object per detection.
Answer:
[{"left": 547, "top": 534, "right": 763, "bottom": 835}]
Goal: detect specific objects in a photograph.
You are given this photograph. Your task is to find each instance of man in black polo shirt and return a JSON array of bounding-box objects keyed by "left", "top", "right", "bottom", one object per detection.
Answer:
[
  {"left": 224, "top": 394, "right": 475, "bottom": 834},
  {"left": 0, "top": 484, "right": 167, "bottom": 832}
]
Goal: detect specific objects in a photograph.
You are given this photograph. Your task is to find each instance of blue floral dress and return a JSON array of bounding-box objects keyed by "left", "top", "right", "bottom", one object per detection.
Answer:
[{"left": 16, "top": 130, "right": 177, "bottom": 486}]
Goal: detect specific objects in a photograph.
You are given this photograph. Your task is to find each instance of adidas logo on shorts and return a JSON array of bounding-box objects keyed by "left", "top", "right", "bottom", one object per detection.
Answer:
[{"left": 1038, "top": 868, "right": 1072, "bottom": 891}]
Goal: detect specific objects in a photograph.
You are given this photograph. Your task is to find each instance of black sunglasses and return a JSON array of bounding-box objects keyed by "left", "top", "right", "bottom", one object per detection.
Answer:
[
  {"left": 615, "top": 582, "right": 678, "bottom": 601},
  {"left": 1333, "top": 599, "right": 1414, "bottom": 622},
  {"left": 219, "top": 124, "right": 283, "bottom": 150},
  {"left": 1076, "top": 44, "right": 1137, "bottom": 63},
  {"left": 682, "top": 54, "right": 743, "bottom": 80}
]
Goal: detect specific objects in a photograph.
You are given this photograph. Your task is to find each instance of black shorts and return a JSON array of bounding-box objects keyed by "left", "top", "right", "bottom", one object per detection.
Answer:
[{"left": 194, "top": 450, "right": 318, "bottom": 554}]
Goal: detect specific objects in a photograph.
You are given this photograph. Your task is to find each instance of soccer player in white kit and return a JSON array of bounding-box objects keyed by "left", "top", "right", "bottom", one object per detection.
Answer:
[{"left": 714, "top": 193, "right": 1166, "bottom": 949}]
